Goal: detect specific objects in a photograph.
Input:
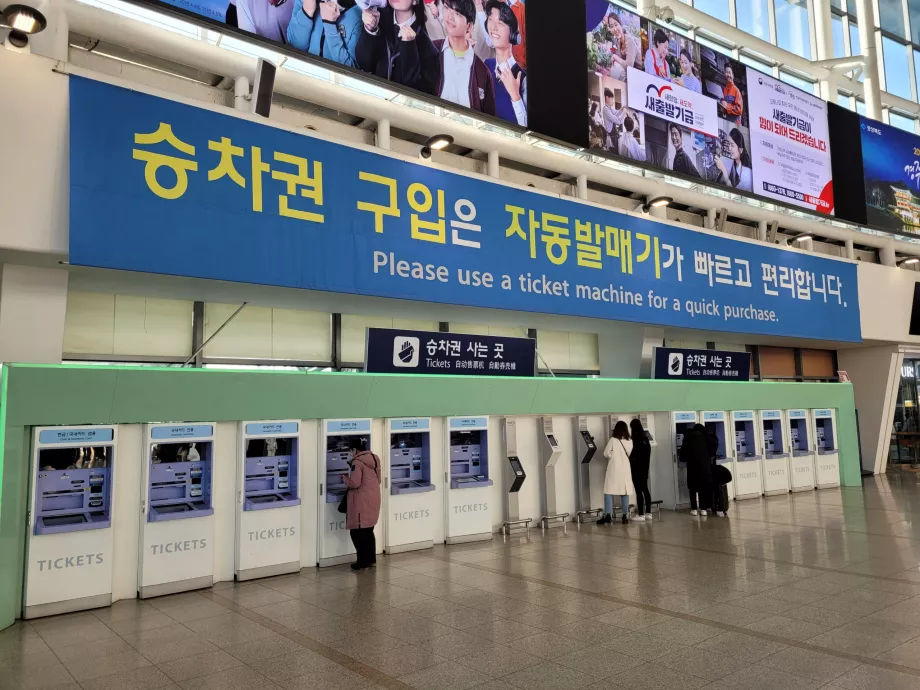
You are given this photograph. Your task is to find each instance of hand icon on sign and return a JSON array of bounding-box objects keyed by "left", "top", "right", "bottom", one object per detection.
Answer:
[{"left": 398, "top": 340, "right": 415, "bottom": 364}]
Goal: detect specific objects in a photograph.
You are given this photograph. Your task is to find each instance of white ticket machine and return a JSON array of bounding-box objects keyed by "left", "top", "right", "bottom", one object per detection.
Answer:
[
  {"left": 731, "top": 411, "right": 762, "bottom": 500},
  {"left": 385, "top": 418, "right": 435, "bottom": 554},
  {"left": 444, "top": 416, "right": 494, "bottom": 544},
  {"left": 812, "top": 409, "right": 840, "bottom": 489},
  {"left": 702, "top": 411, "right": 731, "bottom": 499},
  {"left": 236, "top": 421, "right": 302, "bottom": 581},
  {"left": 760, "top": 410, "right": 790, "bottom": 495},
  {"left": 25, "top": 426, "right": 117, "bottom": 618},
  {"left": 574, "top": 416, "right": 600, "bottom": 522},
  {"left": 539, "top": 417, "right": 567, "bottom": 528},
  {"left": 672, "top": 411, "right": 697, "bottom": 508},
  {"left": 787, "top": 409, "right": 816, "bottom": 492},
  {"left": 318, "top": 419, "right": 376, "bottom": 567},
  {"left": 139, "top": 424, "right": 215, "bottom": 598}
]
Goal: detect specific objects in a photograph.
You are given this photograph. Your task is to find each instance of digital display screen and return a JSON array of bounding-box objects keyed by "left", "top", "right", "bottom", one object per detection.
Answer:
[{"left": 546, "top": 434, "right": 558, "bottom": 447}]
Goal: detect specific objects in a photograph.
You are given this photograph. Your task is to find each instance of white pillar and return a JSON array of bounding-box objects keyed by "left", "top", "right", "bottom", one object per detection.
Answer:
[
  {"left": 0, "top": 265, "right": 69, "bottom": 363},
  {"left": 813, "top": 0, "right": 837, "bottom": 101},
  {"left": 880, "top": 242, "right": 897, "bottom": 266},
  {"left": 856, "top": 0, "right": 882, "bottom": 120},
  {"left": 845, "top": 239, "right": 855, "bottom": 260},
  {"left": 488, "top": 150, "right": 500, "bottom": 178},
  {"left": 377, "top": 119, "right": 391, "bottom": 150},
  {"left": 28, "top": 1, "right": 69, "bottom": 61},
  {"left": 576, "top": 174, "right": 588, "bottom": 200},
  {"left": 757, "top": 220, "right": 768, "bottom": 242},
  {"left": 234, "top": 76, "right": 250, "bottom": 112},
  {"left": 706, "top": 208, "right": 718, "bottom": 230}
]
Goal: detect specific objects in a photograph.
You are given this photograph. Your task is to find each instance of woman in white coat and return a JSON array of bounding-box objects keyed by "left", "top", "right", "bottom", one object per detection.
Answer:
[{"left": 597, "top": 420, "right": 634, "bottom": 525}]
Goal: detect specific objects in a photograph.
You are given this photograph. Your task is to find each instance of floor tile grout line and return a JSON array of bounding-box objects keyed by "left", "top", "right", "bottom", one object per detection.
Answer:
[
  {"left": 426, "top": 551, "right": 920, "bottom": 681},
  {"left": 199, "top": 590, "right": 414, "bottom": 690}
]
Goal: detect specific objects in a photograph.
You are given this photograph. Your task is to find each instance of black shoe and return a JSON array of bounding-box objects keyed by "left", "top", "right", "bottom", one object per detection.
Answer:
[
  {"left": 351, "top": 563, "right": 370, "bottom": 571},
  {"left": 596, "top": 513, "right": 611, "bottom": 525},
  {"left": 621, "top": 514, "right": 629, "bottom": 524}
]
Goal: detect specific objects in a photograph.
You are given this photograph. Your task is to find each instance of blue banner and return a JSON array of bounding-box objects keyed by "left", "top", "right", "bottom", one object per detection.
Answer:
[{"left": 69, "top": 77, "right": 861, "bottom": 342}]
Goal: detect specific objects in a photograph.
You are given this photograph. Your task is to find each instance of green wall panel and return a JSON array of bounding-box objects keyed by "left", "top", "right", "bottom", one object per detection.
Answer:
[{"left": 0, "top": 363, "right": 861, "bottom": 629}]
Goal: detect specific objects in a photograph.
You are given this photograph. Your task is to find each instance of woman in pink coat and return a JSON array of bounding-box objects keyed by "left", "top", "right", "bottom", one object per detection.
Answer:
[{"left": 343, "top": 437, "right": 382, "bottom": 570}]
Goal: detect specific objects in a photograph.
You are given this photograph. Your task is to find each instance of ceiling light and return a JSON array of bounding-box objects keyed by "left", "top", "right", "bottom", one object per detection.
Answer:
[
  {"left": 787, "top": 233, "right": 813, "bottom": 244},
  {"left": 898, "top": 257, "right": 919, "bottom": 267},
  {"left": 641, "top": 196, "right": 672, "bottom": 213},
  {"left": 3, "top": 4, "right": 47, "bottom": 47},
  {"left": 425, "top": 134, "right": 453, "bottom": 150}
]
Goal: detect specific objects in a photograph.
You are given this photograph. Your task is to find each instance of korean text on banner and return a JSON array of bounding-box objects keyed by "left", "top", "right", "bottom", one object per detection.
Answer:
[
  {"left": 627, "top": 66, "right": 718, "bottom": 137},
  {"left": 68, "top": 77, "right": 861, "bottom": 343}
]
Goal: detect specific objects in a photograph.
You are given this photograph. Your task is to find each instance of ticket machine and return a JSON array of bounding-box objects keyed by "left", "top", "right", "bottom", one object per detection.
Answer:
[
  {"left": 24, "top": 426, "right": 117, "bottom": 618},
  {"left": 539, "top": 417, "right": 567, "bottom": 530},
  {"left": 812, "top": 409, "right": 840, "bottom": 489},
  {"left": 760, "top": 410, "right": 790, "bottom": 495},
  {"left": 671, "top": 411, "right": 697, "bottom": 508},
  {"left": 731, "top": 410, "right": 762, "bottom": 500},
  {"left": 385, "top": 418, "right": 435, "bottom": 554},
  {"left": 501, "top": 418, "right": 530, "bottom": 534},
  {"left": 139, "top": 424, "right": 215, "bottom": 598},
  {"left": 444, "top": 416, "right": 493, "bottom": 544},
  {"left": 573, "top": 417, "right": 600, "bottom": 523},
  {"left": 236, "top": 421, "right": 301, "bottom": 581},
  {"left": 318, "top": 419, "right": 374, "bottom": 567},
  {"left": 787, "top": 409, "right": 816, "bottom": 491}
]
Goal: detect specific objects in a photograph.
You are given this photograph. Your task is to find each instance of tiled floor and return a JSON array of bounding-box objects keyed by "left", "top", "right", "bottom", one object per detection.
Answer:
[{"left": 6, "top": 473, "right": 920, "bottom": 690}]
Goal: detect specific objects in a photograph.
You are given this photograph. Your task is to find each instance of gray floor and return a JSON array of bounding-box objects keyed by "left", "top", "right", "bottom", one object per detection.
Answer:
[{"left": 6, "top": 474, "right": 920, "bottom": 690}]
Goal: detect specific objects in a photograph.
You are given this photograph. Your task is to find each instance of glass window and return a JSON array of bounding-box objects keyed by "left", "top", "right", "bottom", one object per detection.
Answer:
[
  {"left": 740, "top": 54, "right": 773, "bottom": 76},
  {"left": 780, "top": 71, "right": 818, "bottom": 95},
  {"left": 914, "top": 49, "right": 920, "bottom": 101},
  {"left": 856, "top": 99, "right": 866, "bottom": 115},
  {"left": 883, "top": 37, "right": 912, "bottom": 100},
  {"left": 910, "top": 0, "right": 920, "bottom": 44},
  {"left": 848, "top": 22, "right": 860, "bottom": 55},
  {"left": 737, "top": 0, "right": 771, "bottom": 42},
  {"left": 879, "top": 0, "right": 907, "bottom": 39},
  {"left": 847, "top": 0, "right": 857, "bottom": 13},
  {"left": 889, "top": 111, "right": 917, "bottom": 131},
  {"left": 774, "top": 0, "right": 812, "bottom": 59},
  {"left": 694, "top": 0, "right": 730, "bottom": 23},
  {"left": 832, "top": 13, "right": 846, "bottom": 58},
  {"left": 837, "top": 92, "right": 852, "bottom": 109}
]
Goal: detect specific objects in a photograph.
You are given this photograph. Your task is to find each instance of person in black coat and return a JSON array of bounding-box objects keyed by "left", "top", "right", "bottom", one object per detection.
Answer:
[
  {"left": 680, "top": 424, "right": 712, "bottom": 515},
  {"left": 629, "top": 418, "right": 653, "bottom": 521},
  {"left": 355, "top": 0, "right": 440, "bottom": 96}
]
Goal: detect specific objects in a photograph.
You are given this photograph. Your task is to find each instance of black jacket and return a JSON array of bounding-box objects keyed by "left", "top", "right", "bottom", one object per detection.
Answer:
[
  {"left": 680, "top": 428, "right": 712, "bottom": 488},
  {"left": 355, "top": 9, "right": 439, "bottom": 96},
  {"left": 629, "top": 437, "right": 651, "bottom": 479}
]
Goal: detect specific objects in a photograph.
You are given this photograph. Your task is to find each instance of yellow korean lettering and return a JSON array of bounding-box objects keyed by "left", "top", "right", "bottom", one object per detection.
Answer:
[
  {"left": 505, "top": 205, "right": 535, "bottom": 259},
  {"left": 619, "top": 229, "right": 633, "bottom": 274},
  {"left": 407, "top": 182, "right": 446, "bottom": 244},
  {"left": 575, "top": 220, "right": 602, "bottom": 269},
  {"left": 251, "top": 146, "right": 270, "bottom": 213},
  {"left": 272, "top": 152, "right": 324, "bottom": 223},
  {"left": 357, "top": 172, "right": 400, "bottom": 233},
  {"left": 541, "top": 212, "right": 570, "bottom": 265},
  {"left": 207, "top": 137, "right": 245, "bottom": 187},
  {"left": 636, "top": 233, "right": 660, "bottom": 278},
  {"left": 132, "top": 123, "right": 198, "bottom": 200}
]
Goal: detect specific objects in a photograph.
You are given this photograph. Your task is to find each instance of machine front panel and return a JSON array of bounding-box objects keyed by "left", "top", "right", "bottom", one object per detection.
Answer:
[
  {"left": 140, "top": 515, "right": 213, "bottom": 588},
  {"left": 237, "top": 504, "right": 300, "bottom": 572},
  {"left": 25, "top": 529, "right": 113, "bottom": 610},
  {"left": 447, "top": 486, "right": 491, "bottom": 538}
]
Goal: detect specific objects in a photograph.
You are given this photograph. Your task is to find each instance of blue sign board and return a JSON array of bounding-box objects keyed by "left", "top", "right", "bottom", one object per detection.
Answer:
[
  {"left": 390, "top": 418, "right": 430, "bottom": 431},
  {"left": 762, "top": 410, "right": 782, "bottom": 419},
  {"left": 674, "top": 412, "right": 697, "bottom": 422},
  {"left": 702, "top": 411, "right": 725, "bottom": 421},
  {"left": 814, "top": 409, "right": 833, "bottom": 417},
  {"left": 326, "top": 420, "right": 371, "bottom": 434},
  {"left": 151, "top": 425, "right": 213, "bottom": 439},
  {"left": 69, "top": 77, "right": 862, "bottom": 342},
  {"left": 733, "top": 411, "right": 754, "bottom": 420},
  {"left": 366, "top": 328, "right": 535, "bottom": 377},
  {"left": 788, "top": 410, "right": 807, "bottom": 419},
  {"left": 450, "top": 417, "right": 488, "bottom": 430},
  {"left": 245, "top": 422, "right": 299, "bottom": 436},
  {"left": 653, "top": 347, "right": 751, "bottom": 381},
  {"left": 39, "top": 428, "right": 114, "bottom": 445}
]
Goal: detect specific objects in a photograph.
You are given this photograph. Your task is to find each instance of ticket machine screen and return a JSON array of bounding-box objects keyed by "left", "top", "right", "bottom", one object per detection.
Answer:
[
  {"left": 148, "top": 441, "right": 213, "bottom": 520},
  {"left": 546, "top": 435, "right": 558, "bottom": 447},
  {"left": 244, "top": 436, "right": 297, "bottom": 508},
  {"left": 35, "top": 446, "right": 112, "bottom": 533}
]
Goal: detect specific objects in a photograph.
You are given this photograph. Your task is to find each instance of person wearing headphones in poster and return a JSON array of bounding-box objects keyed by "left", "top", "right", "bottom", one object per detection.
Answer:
[
  {"left": 484, "top": 0, "right": 525, "bottom": 126},
  {"left": 434, "top": 0, "right": 496, "bottom": 116},
  {"left": 287, "top": 0, "right": 362, "bottom": 65}
]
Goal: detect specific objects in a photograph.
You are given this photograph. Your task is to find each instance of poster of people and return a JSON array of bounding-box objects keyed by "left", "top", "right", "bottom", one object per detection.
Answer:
[
  {"left": 586, "top": 0, "right": 831, "bottom": 213},
  {"left": 155, "top": 0, "right": 527, "bottom": 127}
]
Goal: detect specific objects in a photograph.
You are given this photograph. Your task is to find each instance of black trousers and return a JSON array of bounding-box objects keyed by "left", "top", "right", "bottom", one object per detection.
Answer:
[
  {"left": 631, "top": 471, "right": 652, "bottom": 515},
  {"left": 688, "top": 482, "right": 712, "bottom": 511},
  {"left": 349, "top": 527, "right": 376, "bottom": 567}
]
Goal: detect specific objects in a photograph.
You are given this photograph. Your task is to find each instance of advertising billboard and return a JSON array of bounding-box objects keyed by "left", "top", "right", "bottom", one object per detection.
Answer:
[
  {"left": 149, "top": 0, "right": 528, "bottom": 128},
  {"left": 585, "top": 0, "right": 833, "bottom": 215},
  {"left": 69, "top": 76, "right": 862, "bottom": 343},
  {"left": 859, "top": 115, "right": 920, "bottom": 234}
]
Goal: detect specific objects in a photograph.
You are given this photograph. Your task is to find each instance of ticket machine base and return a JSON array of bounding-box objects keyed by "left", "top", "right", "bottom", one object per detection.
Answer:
[
  {"left": 387, "top": 539, "right": 434, "bottom": 555},
  {"left": 139, "top": 575, "right": 212, "bottom": 599},
  {"left": 237, "top": 561, "right": 301, "bottom": 582},
  {"left": 446, "top": 532, "right": 492, "bottom": 544},
  {"left": 24, "top": 593, "right": 112, "bottom": 620}
]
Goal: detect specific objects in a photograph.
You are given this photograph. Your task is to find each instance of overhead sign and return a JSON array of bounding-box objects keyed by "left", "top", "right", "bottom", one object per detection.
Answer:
[
  {"left": 747, "top": 72, "right": 832, "bottom": 214},
  {"left": 365, "top": 327, "right": 535, "bottom": 376},
  {"left": 653, "top": 347, "right": 751, "bottom": 381},
  {"left": 69, "top": 77, "right": 861, "bottom": 342}
]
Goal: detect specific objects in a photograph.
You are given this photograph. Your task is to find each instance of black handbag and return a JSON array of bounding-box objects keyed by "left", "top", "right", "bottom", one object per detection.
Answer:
[{"left": 338, "top": 490, "right": 349, "bottom": 514}]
